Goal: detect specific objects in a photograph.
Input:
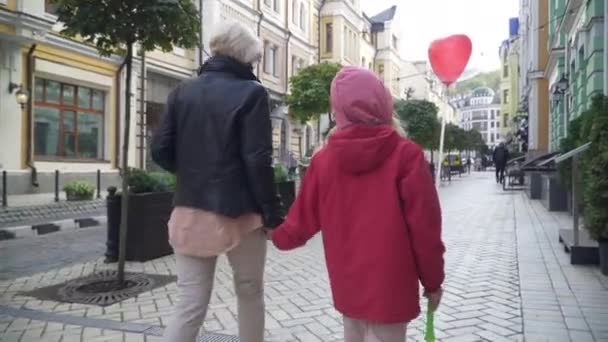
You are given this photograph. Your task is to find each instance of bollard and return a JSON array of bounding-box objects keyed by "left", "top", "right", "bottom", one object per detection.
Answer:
[
  {"left": 96, "top": 170, "right": 101, "bottom": 199},
  {"left": 54, "top": 170, "right": 59, "bottom": 202},
  {"left": 2, "top": 170, "right": 7, "bottom": 207}
]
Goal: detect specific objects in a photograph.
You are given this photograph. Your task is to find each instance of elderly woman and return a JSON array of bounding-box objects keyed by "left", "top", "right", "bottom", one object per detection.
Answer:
[{"left": 152, "top": 22, "right": 283, "bottom": 342}]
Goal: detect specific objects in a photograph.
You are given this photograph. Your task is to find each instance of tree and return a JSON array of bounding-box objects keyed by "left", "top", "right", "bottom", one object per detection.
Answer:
[
  {"left": 53, "top": 0, "right": 200, "bottom": 283},
  {"left": 394, "top": 99, "right": 440, "bottom": 150},
  {"left": 287, "top": 62, "right": 341, "bottom": 124}
]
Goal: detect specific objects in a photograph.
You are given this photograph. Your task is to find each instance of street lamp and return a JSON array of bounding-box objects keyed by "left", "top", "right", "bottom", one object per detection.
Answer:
[
  {"left": 556, "top": 74, "right": 569, "bottom": 93},
  {"left": 8, "top": 82, "right": 29, "bottom": 109}
]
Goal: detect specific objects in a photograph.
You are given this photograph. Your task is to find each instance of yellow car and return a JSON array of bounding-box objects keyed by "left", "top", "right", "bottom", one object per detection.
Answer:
[{"left": 442, "top": 155, "right": 463, "bottom": 172}]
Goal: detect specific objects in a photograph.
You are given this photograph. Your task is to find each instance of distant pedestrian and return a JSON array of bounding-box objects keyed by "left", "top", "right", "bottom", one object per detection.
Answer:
[
  {"left": 481, "top": 155, "right": 488, "bottom": 171},
  {"left": 270, "top": 67, "right": 445, "bottom": 342},
  {"left": 152, "top": 22, "right": 283, "bottom": 342},
  {"left": 493, "top": 142, "right": 510, "bottom": 184},
  {"left": 466, "top": 157, "right": 472, "bottom": 174}
]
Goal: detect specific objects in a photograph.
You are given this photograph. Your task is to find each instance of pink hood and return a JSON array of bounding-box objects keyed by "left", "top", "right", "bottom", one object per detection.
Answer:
[{"left": 330, "top": 66, "right": 393, "bottom": 129}]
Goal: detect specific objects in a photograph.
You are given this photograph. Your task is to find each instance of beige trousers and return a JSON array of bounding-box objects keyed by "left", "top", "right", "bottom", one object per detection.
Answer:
[
  {"left": 162, "top": 229, "right": 267, "bottom": 342},
  {"left": 343, "top": 316, "right": 408, "bottom": 342}
]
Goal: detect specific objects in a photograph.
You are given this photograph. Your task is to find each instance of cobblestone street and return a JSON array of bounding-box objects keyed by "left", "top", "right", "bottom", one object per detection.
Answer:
[{"left": 0, "top": 173, "right": 607, "bottom": 341}]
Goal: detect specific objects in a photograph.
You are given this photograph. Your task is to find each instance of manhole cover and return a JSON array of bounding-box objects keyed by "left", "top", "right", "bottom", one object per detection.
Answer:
[{"left": 21, "top": 270, "right": 176, "bottom": 306}]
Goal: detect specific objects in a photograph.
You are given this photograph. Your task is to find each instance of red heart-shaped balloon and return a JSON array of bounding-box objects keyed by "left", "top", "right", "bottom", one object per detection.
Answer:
[{"left": 428, "top": 35, "right": 473, "bottom": 86}]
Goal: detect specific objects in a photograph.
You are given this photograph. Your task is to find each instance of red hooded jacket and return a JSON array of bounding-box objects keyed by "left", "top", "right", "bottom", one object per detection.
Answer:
[{"left": 271, "top": 125, "right": 445, "bottom": 323}]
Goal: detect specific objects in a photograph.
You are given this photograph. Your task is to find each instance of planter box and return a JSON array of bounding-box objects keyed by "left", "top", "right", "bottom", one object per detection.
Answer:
[
  {"left": 106, "top": 192, "right": 173, "bottom": 262},
  {"left": 540, "top": 174, "right": 568, "bottom": 212},
  {"left": 525, "top": 173, "right": 542, "bottom": 199},
  {"left": 600, "top": 240, "right": 608, "bottom": 276},
  {"left": 66, "top": 193, "right": 94, "bottom": 201},
  {"left": 276, "top": 181, "right": 296, "bottom": 217}
]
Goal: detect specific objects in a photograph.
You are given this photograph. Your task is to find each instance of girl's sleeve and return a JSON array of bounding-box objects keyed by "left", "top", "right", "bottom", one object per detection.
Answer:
[
  {"left": 271, "top": 158, "right": 321, "bottom": 250},
  {"left": 399, "top": 146, "right": 445, "bottom": 293}
]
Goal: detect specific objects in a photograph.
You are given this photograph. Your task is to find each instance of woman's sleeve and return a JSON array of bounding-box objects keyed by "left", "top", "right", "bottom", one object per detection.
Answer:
[
  {"left": 272, "top": 159, "right": 321, "bottom": 250},
  {"left": 399, "top": 146, "right": 445, "bottom": 293},
  {"left": 239, "top": 85, "right": 282, "bottom": 228},
  {"left": 151, "top": 87, "right": 178, "bottom": 173}
]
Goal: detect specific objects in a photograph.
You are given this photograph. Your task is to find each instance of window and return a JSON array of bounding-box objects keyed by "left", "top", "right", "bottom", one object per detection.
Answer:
[
  {"left": 497, "top": 110, "right": 500, "bottom": 117},
  {"left": 503, "top": 65, "right": 509, "bottom": 77},
  {"left": 34, "top": 78, "right": 105, "bottom": 160},
  {"left": 273, "top": 0, "right": 280, "bottom": 12},
  {"left": 491, "top": 110, "right": 495, "bottom": 120},
  {"left": 45, "top": 0, "right": 58, "bottom": 14},
  {"left": 264, "top": 42, "right": 279, "bottom": 77},
  {"left": 299, "top": 3, "right": 306, "bottom": 31},
  {"left": 325, "top": 23, "right": 333, "bottom": 53},
  {"left": 491, "top": 133, "right": 495, "bottom": 143},
  {"left": 291, "top": 56, "right": 297, "bottom": 76},
  {"left": 497, "top": 122, "right": 500, "bottom": 128},
  {"left": 392, "top": 35, "right": 398, "bottom": 50},
  {"left": 264, "top": 0, "right": 271, "bottom": 6},
  {"left": 504, "top": 113, "right": 509, "bottom": 127},
  {"left": 292, "top": 0, "right": 298, "bottom": 24},
  {"left": 503, "top": 89, "right": 509, "bottom": 104},
  {"left": 491, "top": 122, "right": 495, "bottom": 128}
]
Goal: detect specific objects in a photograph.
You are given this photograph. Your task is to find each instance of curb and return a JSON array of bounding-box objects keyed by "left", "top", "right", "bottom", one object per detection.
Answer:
[{"left": 0, "top": 215, "right": 107, "bottom": 240}]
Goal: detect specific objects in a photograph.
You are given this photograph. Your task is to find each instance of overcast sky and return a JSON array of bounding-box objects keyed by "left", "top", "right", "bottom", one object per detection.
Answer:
[{"left": 362, "top": 0, "right": 520, "bottom": 72}]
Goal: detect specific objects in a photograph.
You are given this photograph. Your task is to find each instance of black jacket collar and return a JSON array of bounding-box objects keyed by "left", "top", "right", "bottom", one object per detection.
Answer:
[{"left": 199, "top": 56, "right": 259, "bottom": 82}]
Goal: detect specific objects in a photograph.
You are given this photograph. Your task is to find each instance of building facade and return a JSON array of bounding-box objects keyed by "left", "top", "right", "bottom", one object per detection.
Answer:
[
  {"left": 519, "top": 0, "right": 550, "bottom": 155},
  {"left": 499, "top": 18, "right": 521, "bottom": 147},
  {"left": 455, "top": 88, "right": 503, "bottom": 150},
  {"left": 0, "top": 0, "right": 128, "bottom": 194},
  {"left": 546, "top": 0, "right": 605, "bottom": 151}
]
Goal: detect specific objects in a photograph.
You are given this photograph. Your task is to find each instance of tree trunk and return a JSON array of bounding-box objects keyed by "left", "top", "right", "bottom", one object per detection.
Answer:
[{"left": 117, "top": 42, "right": 133, "bottom": 284}]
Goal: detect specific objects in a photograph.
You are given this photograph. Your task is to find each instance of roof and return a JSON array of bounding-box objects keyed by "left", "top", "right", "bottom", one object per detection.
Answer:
[
  {"left": 471, "top": 87, "right": 496, "bottom": 98},
  {"left": 370, "top": 5, "right": 396, "bottom": 23}
]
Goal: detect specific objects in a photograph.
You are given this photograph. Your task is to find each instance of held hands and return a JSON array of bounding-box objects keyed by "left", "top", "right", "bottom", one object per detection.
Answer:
[{"left": 424, "top": 288, "right": 443, "bottom": 313}]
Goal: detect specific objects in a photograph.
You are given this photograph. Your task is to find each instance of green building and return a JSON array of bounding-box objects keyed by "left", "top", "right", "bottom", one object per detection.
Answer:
[{"left": 547, "top": 0, "right": 605, "bottom": 151}]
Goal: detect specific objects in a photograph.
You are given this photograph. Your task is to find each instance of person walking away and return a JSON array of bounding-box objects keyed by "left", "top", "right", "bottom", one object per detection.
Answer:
[
  {"left": 493, "top": 142, "right": 510, "bottom": 184},
  {"left": 269, "top": 67, "right": 445, "bottom": 342},
  {"left": 152, "top": 22, "right": 283, "bottom": 342}
]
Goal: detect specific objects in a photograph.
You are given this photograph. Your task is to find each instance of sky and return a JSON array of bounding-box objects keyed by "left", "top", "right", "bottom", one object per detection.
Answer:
[{"left": 362, "top": 0, "right": 520, "bottom": 72}]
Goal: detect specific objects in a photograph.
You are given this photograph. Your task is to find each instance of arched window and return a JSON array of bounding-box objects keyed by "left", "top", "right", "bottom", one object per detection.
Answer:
[{"left": 299, "top": 3, "right": 306, "bottom": 31}]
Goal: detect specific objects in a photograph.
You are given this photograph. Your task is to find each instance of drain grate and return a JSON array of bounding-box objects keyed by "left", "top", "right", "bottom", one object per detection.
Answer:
[
  {"left": 21, "top": 270, "right": 176, "bottom": 306},
  {"left": 199, "top": 334, "right": 239, "bottom": 342}
]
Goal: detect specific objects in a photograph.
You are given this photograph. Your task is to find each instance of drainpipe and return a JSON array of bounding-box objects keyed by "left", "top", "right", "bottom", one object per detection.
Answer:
[
  {"left": 604, "top": 0, "right": 607, "bottom": 95},
  {"left": 114, "top": 59, "right": 128, "bottom": 169},
  {"left": 138, "top": 50, "right": 146, "bottom": 169},
  {"left": 317, "top": 0, "right": 327, "bottom": 63},
  {"left": 199, "top": 0, "right": 204, "bottom": 67},
  {"left": 25, "top": 44, "right": 38, "bottom": 187},
  {"left": 256, "top": 0, "right": 264, "bottom": 78},
  {"left": 285, "top": 32, "right": 292, "bottom": 94}
]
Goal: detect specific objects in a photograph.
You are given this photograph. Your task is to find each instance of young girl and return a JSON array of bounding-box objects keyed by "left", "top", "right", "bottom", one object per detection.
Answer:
[{"left": 270, "top": 66, "right": 445, "bottom": 342}]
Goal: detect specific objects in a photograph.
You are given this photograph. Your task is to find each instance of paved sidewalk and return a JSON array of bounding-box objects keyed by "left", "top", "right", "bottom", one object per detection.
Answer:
[{"left": 0, "top": 173, "right": 606, "bottom": 341}]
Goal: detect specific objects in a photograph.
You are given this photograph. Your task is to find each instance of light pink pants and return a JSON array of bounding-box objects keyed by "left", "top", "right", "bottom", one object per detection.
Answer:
[
  {"left": 343, "top": 316, "right": 408, "bottom": 342},
  {"left": 162, "top": 229, "right": 266, "bottom": 342}
]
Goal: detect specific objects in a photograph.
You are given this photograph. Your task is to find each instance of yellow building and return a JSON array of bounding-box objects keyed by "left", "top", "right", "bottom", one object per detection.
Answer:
[
  {"left": 499, "top": 21, "right": 520, "bottom": 146},
  {"left": 0, "top": 0, "right": 126, "bottom": 194}
]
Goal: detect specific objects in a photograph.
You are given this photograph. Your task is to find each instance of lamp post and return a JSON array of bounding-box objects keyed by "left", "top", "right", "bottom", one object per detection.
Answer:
[{"left": 8, "top": 83, "right": 29, "bottom": 109}]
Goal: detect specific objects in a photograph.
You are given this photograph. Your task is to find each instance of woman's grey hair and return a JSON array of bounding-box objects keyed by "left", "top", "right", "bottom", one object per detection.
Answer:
[{"left": 209, "top": 21, "right": 262, "bottom": 65}]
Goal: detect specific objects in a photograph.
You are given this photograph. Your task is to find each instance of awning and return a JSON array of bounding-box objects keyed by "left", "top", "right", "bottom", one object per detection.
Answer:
[{"left": 555, "top": 142, "right": 591, "bottom": 164}]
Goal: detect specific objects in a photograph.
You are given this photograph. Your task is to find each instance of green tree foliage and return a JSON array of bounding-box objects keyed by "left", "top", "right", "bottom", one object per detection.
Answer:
[
  {"left": 52, "top": 0, "right": 200, "bottom": 282},
  {"left": 582, "top": 95, "right": 608, "bottom": 240},
  {"left": 54, "top": 0, "right": 200, "bottom": 54},
  {"left": 455, "top": 70, "right": 501, "bottom": 93},
  {"left": 287, "top": 62, "right": 341, "bottom": 123},
  {"left": 394, "top": 99, "right": 440, "bottom": 149}
]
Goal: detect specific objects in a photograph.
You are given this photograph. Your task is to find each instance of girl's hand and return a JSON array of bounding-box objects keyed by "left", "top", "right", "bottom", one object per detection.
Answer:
[{"left": 424, "top": 288, "right": 443, "bottom": 313}]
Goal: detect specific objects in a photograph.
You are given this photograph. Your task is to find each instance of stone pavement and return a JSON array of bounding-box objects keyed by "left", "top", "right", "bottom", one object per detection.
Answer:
[
  {"left": 0, "top": 199, "right": 106, "bottom": 229},
  {"left": 0, "top": 172, "right": 606, "bottom": 341}
]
